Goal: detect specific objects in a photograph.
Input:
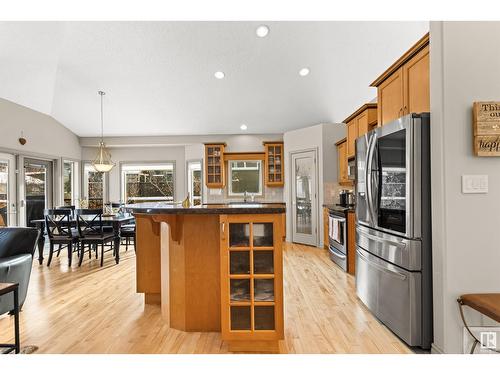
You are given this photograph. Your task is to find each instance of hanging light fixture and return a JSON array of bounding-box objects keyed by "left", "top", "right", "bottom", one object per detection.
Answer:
[{"left": 92, "top": 91, "right": 115, "bottom": 172}]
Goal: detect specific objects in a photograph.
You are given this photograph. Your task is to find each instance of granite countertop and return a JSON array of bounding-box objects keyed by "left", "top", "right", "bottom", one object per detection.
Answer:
[
  {"left": 125, "top": 202, "right": 286, "bottom": 215},
  {"left": 323, "top": 203, "right": 355, "bottom": 214}
]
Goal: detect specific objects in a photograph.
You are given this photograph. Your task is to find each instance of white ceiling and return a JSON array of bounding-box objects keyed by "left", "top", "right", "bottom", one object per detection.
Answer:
[{"left": 0, "top": 21, "right": 428, "bottom": 137}]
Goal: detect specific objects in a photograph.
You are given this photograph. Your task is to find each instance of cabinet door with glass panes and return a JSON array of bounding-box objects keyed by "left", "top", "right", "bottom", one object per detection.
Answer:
[
  {"left": 204, "top": 143, "right": 226, "bottom": 188},
  {"left": 264, "top": 142, "right": 284, "bottom": 187},
  {"left": 220, "top": 214, "right": 284, "bottom": 342}
]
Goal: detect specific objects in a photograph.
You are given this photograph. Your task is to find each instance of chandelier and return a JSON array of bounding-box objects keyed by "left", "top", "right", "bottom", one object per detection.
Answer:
[{"left": 92, "top": 91, "right": 115, "bottom": 172}]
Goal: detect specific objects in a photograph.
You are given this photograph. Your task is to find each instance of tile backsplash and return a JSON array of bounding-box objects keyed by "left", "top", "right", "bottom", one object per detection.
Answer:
[
  {"left": 206, "top": 185, "right": 284, "bottom": 203},
  {"left": 323, "top": 181, "right": 353, "bottom": 205}
]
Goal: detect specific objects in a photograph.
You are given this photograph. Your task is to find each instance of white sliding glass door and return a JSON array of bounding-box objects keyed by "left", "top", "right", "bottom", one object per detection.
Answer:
[{"left": 0, "top": 153, "right": 17, "bottom": 226}]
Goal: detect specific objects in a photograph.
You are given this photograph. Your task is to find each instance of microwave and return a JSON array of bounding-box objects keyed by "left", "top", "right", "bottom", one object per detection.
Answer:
[{"left": 347, "top": 158, "right": 355, "bottom": 180}]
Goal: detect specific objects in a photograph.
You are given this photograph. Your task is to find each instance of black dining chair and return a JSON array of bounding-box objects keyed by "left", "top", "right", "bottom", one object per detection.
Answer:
[
  {"left": 120, "top": 223, "right": 136, "bottom": 252},
  {"left": 75, "top": 209, "right": 115, "bottom": 267},
  {"left": 44, "top": 209, "right": 80, "bottom": 267}
]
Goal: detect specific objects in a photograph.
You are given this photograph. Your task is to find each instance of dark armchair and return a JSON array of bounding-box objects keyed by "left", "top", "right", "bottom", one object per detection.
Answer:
[{"left": 0, "top": 227, "right": 39, "bottom": 315}]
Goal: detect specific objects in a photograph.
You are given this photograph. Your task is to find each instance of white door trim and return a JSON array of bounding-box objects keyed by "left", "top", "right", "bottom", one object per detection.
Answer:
[{"left": 290, "top": 148, "right": 319, "bottom": 246}]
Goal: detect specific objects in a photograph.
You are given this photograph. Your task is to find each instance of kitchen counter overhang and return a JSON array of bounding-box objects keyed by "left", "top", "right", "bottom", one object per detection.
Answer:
[
  {"left": 125, "top": 202, "right": 286, "bottom": 352},
  {"left": 125, "top": 202, "right": 286, "bottom": 215}
]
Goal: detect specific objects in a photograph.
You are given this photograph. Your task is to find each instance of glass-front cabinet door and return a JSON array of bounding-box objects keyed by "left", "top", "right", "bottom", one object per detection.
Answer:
[
  {"left": 220, "top": 214, "right": 284, "bottom": 344},
  {"left": 376, "top": 128, "right": 407, "bottom": 235}
]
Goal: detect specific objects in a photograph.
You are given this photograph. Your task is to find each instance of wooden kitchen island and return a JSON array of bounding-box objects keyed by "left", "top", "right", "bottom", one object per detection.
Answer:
[{"left": 125, "top": 203, "right": 286, "bottom": 352}]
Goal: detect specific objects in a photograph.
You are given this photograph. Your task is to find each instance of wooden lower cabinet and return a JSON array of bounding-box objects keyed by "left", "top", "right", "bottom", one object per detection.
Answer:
[
  {"left": 219, "top": 214, "right": 284, "bottom": 351},
  {"left": 347, "top": 211, "right": 356, "bottom": 276}
]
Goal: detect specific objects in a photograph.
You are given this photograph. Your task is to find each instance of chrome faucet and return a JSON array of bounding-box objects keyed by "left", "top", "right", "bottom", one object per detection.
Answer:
[{"left": 243, "top": 191, "right": 248, "bottom": 202}]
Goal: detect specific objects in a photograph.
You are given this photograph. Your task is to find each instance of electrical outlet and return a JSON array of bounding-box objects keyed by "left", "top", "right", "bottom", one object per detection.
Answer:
[{"left": 462, "top": 175, "right": 488, "bottom": 194}]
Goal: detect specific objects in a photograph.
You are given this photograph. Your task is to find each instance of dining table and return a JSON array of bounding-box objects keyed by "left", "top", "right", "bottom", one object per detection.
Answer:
[{"left": 30, "top": 213, "right": 135, "bottom": 265}]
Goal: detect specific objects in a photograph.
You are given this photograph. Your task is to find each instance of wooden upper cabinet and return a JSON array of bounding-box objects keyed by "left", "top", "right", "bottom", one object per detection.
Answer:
[
  {"left": 371, "top": 33, "right": 430, "bottom": 127},
  {"left": 403, "top": 44, "right": 430, "bottom": 115},
  {"left": 356, "top": 111, "right": 369, "bottom": 137},
  {"left": 377, "top": 67, "right": 404, "bottom": 126},
  {"left": 336, "top": 139, "right": 348, "bottom": 184},
  {"left": 263, "top": 142, "right": 284, "bottom": 187},
  {"left": 346, "top": 120, "right": 358, "bottom": 159},
  {"left": 343, "top": 103, "right": 378, "bottom": 160},
  {"left": 205, "top": 143, "right": 226, "bottom": 188}
]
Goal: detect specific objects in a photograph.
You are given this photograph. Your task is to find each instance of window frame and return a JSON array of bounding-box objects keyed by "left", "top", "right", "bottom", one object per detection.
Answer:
[
  {"left": 227, "top": 159, "right": 263, "bottom": 197},
  {"left": 82, "top": 161, "right": 109, "bottom": 208},
  {"left": 62, "top": 159, "right": 79, "bottom": 206},
  {"left": 120, "top": 161, "right": 176, "bottom": 204}
]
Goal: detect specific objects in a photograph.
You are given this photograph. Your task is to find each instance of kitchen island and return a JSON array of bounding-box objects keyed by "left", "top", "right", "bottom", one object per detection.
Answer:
[{"left": 125, "top": 202, "right": 286, "bottom": 352}]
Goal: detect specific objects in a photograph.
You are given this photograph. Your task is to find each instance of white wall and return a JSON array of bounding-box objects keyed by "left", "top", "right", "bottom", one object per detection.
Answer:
[
  {"left": 430, "top": 21, "right": 500, "bottom": 354},
  {"left": 80, "top": 133, "right": 284, "bottom": 205},
  {"left": 0, "top": 98, "right": 81, "bottom": 160},
  {"left": 283, "top": 123, "right": 345, "bottom": 246},
  {"left": 81, "top": 146, "right": 186, "bottom": 203}
]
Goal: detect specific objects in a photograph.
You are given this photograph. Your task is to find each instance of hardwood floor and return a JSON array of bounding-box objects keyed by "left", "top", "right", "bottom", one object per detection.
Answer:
[{"left": 0, "top": 242, "right": 411, "bottom": 354}]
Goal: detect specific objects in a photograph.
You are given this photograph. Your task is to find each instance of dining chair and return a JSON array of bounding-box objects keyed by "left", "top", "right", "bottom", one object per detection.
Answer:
[
  {"left": 120, "top": 223, "right": 136, "bottom": 252},
  {"left": 44, "top": 209, "right": 80, "bottom": 267},
  {"left": 75, "top": 209, "right": 115, "bottom": 267}
]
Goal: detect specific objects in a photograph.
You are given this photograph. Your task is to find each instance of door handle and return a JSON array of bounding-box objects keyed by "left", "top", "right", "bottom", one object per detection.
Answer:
[
  {"left": 329, "top": 246, "right": 346, "bottom": 259},
  {"left": 358, "top": 229, "right": 406, "bottom": 249},
  {"left": 357, "top": 249, "right": 407, "bottom": 280}
]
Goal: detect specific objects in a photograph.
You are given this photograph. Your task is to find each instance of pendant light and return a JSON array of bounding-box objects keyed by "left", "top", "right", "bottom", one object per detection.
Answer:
[{"left": 92, "top": 91, "right": 115, "bottom": 172}]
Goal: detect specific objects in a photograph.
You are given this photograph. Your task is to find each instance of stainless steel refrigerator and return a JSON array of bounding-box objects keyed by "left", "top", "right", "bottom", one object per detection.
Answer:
[{"left": 355, "top": 113, "right": 432, "bottom": 349}]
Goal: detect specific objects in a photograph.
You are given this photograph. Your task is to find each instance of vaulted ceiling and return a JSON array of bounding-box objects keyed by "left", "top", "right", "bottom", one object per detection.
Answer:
[{"left": 0, "top": 21, "right": 428, "bottom": 136}]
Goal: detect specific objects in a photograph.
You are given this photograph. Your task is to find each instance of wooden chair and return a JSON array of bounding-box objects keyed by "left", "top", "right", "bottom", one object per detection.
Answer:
[
  {"left": 75, "top": 209, "right": 115, "bottom": 267},
  {"left": 44, "top": 209, "right": 80, "bottom": 267}
]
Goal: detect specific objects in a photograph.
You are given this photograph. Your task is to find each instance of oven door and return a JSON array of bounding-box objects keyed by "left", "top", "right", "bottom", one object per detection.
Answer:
[
  {"left": 328, "top": 213, "right": 347, "bottom": 271},
  {"left": 328, "top": 214, "right": 346, "bottom": 249}
]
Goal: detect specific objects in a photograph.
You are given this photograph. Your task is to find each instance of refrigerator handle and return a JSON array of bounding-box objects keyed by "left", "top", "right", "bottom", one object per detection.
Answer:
[{"left": 366, "top": 134, "right": 377, "bottom": 224}]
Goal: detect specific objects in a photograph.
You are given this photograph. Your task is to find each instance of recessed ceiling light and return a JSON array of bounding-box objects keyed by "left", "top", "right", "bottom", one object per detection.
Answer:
[
  {"left": 214, "top": 71, "right": 225, "bottom": 79},
  {"left": 256, "top": 25, "right": 270, "bottom": 38},
  {"left": 240, "top": 124, "right": 248, "bottom": 131},
  {"left": 299, "top": 68, "right": 310, "bottom": 77}
]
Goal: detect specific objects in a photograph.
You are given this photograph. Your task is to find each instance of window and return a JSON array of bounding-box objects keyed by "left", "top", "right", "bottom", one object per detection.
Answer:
[
  {"left": 187, "top": 161, "right": 202, "bottom": 206},
  {"left": 83, "top": 162, "right": 106, "bottom": 209},
  {"left": 63, "top": 160, "right": 78, "bottom": 206},
  {"left": 228, "top": 160, "right": 263, "bottom": 196},
  {"left": 121, "top": 163, "right": 175, "bottom": 204}
]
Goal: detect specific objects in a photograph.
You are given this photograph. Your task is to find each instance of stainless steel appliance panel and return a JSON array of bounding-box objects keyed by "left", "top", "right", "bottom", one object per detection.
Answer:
[
  {"left": 329, "top": 245, "right": 347, "bottom": 271},
  {"left": 356, "top": 225, "right": 421, "bottom": 271},
  {"left": 369, "top": 115, "right": 427, "bottom": 239},
  {"left": 355, "top": 132, "right": 374, "bottom": 228},
  {"left": 356, "top": 247, "right": 422, "bottom": 346},
  {"left": 328, "top": 211, "right": 347, "bottom": 271}
]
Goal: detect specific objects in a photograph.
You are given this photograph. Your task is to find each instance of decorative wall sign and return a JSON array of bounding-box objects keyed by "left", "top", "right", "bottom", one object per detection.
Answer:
[{"left": 473, "top": 102, "right": 500, "bottom": 156}]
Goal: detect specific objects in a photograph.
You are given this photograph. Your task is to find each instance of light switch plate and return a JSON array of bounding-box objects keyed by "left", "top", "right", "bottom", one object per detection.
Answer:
[{"left": 462, "top": 175, "right": 488, "bottom": 194}]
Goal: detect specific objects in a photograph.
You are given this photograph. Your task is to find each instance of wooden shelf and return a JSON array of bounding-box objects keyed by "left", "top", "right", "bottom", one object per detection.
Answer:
[
  {"left": 204, "top": 143, "right": 226, "bottom": 188},
  {"left": 263, "top": 142, "right": 284, "bottom": 187}
]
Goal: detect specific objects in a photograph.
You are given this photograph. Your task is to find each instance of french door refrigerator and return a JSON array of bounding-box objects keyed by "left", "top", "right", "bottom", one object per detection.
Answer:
[{"left": 355, "top": 113, "right": 432, "bottom": 349}]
